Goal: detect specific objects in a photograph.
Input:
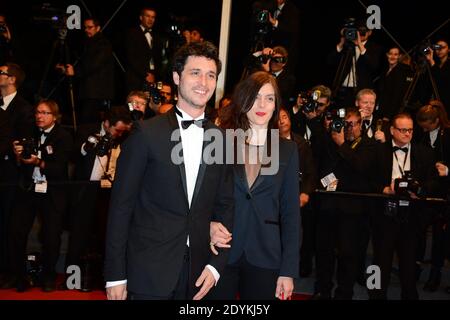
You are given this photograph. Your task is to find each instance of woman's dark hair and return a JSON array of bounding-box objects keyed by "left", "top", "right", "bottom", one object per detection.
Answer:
[{"left": 229, "top": 71, "right": 281, "bottom": 131}]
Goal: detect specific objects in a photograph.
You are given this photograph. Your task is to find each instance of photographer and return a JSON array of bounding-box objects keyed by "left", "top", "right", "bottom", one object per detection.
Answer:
[
  {"left": 328, "top": 19, "right": 382, "bottom": 107},
  {"left": 370, "top": 113, "right": 439, "bottom": 300},
  {"left": 355, "top": 89, "right": 390, "bottom": 142},
  {"left": 312, "top": 107, "right": 378, "bottom": 299},
  {"left": 57, "top": 17, "right": 115, "bottom": 125},
  {"left": 252, "top": 46, "right": 296, "bottom": 107},
  {"left": 126, "top": 90, "right": 151, "bottom": 121},
  {"left": 2, "top": 100, "right": 73, "bottom": 292},
  {"left": 425, "top": 38, "right": 450, "bottom": 111},
  {"left": 65, "top": 106, "right": 132, "bottom": 290}
]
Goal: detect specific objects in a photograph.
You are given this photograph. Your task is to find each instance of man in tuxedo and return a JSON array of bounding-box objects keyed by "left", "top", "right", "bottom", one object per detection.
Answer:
[
  {"left": 0, "top": 62, "right": 33, "bottom": 273},
  {"left": 65, "top": 106, "right": 132, "bottom": 290},
  {"left": 59, "top": 18, "right": 115, "bottom": 125},
  {"left": 370, "top": 113, "right": 439, "bottom": 300},
  {"left": 4, "top": 100, "right": 73, "bottom": 292},
  {"left": 104, "top": 41, "right": 234, "bottom": 300},
  {"left": 356, "top": 89, "right": 390, "bottom": 142},
  {"left": 124, "top": 7, "right": 163, "bottom": 92}
]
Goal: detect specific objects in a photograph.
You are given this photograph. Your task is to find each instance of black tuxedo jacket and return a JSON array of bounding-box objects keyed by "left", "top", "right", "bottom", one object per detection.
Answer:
[
  {"left": 292, "top": 133, "right": 317, "bottom": 195},
  {"left": 124, "top": 27, "right": 163, "bottom": 91},
  {"left": 376, "top": 142, "right": 439, "bottom": 197},
  {"left": 5, "top": 94, "right": 34, "bottom": 140},
  {"left": 328, "top": 40, "right": 382, "bottom": 90},
  {"left": 18, "top": 124, "right": 73, "bottom": 212},
  {"left": 104, "top": 109, "right": 234, "bottom": 297},
  {"left": 72, "top": 123, "right": 102, "bottom": 181},
  {"left": 0, "top": 109, "right": 11, "bottom": 158},
  {"left": 227, "top": 138, "right": 300, "bottom": 278},
  {"left": 76, "top": 33, "right": 115, "bottom": 100}
]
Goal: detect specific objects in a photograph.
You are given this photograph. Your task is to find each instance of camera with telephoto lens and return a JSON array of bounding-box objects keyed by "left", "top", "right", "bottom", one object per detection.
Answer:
[
  {"left": 325, "top": 108, "right": 347, "bottom": 133},
  {"left": 18, "top": 138, "right": 38, "bottom": 160},
  {"left": 258, "top": 53, "right": 272, "bottom": 64},
  {"left": 86, "top": 133, "right": 114, "bottom": 157},
  {"left": 127, "top": 102, "right": 145, "bottom": 121},
  {"left": 394, "top": 171, "right": 421, "bottom": 197},
  {"left": 143, "top": 81, "right": 164, "bottom": 105},
  {"left": 299, "top": 90, "right": 322, "bottom": 113}
]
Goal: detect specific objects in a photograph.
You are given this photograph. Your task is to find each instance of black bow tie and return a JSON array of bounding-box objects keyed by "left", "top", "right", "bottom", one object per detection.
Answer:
[
  {"left": 143, "top": 28, "right": 152, "bottom": 34},
  {"left": 363, "top": 119, "right": 371, "bottom": 129},
  {"left": 181, "top": 119, "right": 207, "bottom": 130},
  {"left": 393, "top": 146, "right": 408, "bottom": 153}
]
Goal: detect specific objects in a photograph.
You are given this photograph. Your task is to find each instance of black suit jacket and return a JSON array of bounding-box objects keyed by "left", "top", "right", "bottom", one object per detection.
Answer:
[
  {"left": 104, "top": 110, "right": 234, "bottom": 297},
  {"left": 0, "top": 109, "right": 11, "bottom": 158},
  {"left": 124, "top": 27, "right": 163, "bottom": 91},
  {"left": 228, "top": 138, "right": 300, "bottom": 278},
  {"left": 376, "top": 142, "right": 439, "bottom": 197},
  {"left": 5, "top": 94, "right": 34, "bottom": 140},
  {"left": 18, "top": 124, "right": 73, "bottom": 212},
  {"left": 328, "top": 40, "right": 382, "bottom": 90},
  {"left": 292, "top": 133, "right": 317, "bottom": 195},
  {"left": 72, "top": 123, "right": 102, "bottom": 180},
  {"left": 275, "top": 69, "right": 296, "bottom": 108},
  {"left": 376, "top": 63, "right": 414, "bottom": 119},
  {"left": 76, "top": 33, "right": 115, "bottom": 100}
]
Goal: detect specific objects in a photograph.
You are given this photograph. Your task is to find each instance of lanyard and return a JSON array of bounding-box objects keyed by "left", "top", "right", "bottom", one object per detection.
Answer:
[{"left": 393, "top": 147, "right": 410, "bottom": 176}]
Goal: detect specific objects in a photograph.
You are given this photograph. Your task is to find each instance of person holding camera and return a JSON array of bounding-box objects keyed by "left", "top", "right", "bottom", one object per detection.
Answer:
[
  {"left": 370, "top": 113, "right": 439, "bottom": 300},
  {"left": 311, "top": 107, "right": 378, "bottom": 299},
  {"left": 126, "top": 90, "right": 152, "bottom": 121},
  {"left": 57, "top": 17, "right": 115, "bottom": 125},
  {"left": 328, "top": 19, "right": 382, "bottom": 108},
  {"left": 64, "top": 106, "right": 132, "bottom": 290},
  {"left": 0, "top": 62, "right": 33, "bottom": 274},
  {"left": 1, "top": 100, "right": 73, "bottom": 292},
  {"left": 425, "top": 38, "right": 450, "bottom": 112}
]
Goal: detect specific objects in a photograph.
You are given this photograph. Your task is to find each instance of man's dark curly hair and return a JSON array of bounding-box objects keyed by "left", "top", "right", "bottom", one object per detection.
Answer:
[{"left": 172, "top": 41, "right": 222, "bottom": 76}]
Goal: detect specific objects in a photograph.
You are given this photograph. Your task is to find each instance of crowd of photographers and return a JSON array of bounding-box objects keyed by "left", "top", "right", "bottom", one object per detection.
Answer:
[{"left": 0, "top": 0, "right": 450, "bottom": 299}]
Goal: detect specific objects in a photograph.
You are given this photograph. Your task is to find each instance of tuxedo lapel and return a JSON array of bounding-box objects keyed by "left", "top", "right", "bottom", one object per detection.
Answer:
[{"left": 167, "top": 110, "right": 189, "bottom": 205}]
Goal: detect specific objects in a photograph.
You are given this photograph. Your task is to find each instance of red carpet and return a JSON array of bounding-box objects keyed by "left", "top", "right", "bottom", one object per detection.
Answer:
[{"left": 0, "top": 288, "right": 106, "bottom": 300}]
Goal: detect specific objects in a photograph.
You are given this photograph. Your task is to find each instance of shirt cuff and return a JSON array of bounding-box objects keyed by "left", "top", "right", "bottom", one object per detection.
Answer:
[
  {"left": 274, "top": 20, "right": 279, "bottom": 28},
  {"left": 336, "top": 45, "right": 343, "bottom": 53},
  {"left": 446, "top": 166, "right": 449, "bottom": 176},
  {"left": 105, "top": 280, "right": 127, "bottom": 288},
  {"left": 206, "top": 265, "right": 220, "bottom": 285},
  {"left": 81, "top": 143, "right": 88, "bottom": 156}
]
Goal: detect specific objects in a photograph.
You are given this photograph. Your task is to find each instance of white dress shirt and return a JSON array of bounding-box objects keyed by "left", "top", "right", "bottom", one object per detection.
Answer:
[
  {"left": 391, "top": 141, "right": 411, "bottom": 182},
  {"left": 429, "top": 127, "right": 440, "bottom": 148},
  {"left": 0, "top": 91, "right": 17, "bottom": 111},
  {"left": 337, "top": 40, "right": 368, "bottom": 88}
]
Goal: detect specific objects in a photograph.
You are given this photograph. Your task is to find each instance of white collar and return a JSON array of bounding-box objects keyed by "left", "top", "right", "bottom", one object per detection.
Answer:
[{"left": 0, "top": 91, "right": 17, "bottom": 111}]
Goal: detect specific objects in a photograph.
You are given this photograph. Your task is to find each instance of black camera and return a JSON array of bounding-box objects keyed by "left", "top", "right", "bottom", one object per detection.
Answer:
[
  {"left": 143, "top": 81, "right": 164, "bottom": 105},
  {"left": 326, "top": 108, "right": 346, "bottom": 133},
  {"left": 423, "top": 44, "right": 443, "bottom": 55},
  {"left": 271, "top": 56, "right": 287, "bottom": 64},
  {"left": 87, "top": 133, "right": 114, "bottom": 157},
  {"left": 342, "top": 18, "right": 368, "bottom": 42},
  {"left": 299, "top": 90, "right": 322, "bottom": 113},
  {"left": 127, "top": 102, "right": 145, "bottom": 121},
  {"left": 255, "top": 9, "right": 270, "bottom": 25},
  {"left": 18, "top": 138, "right": 38, "bottom": 160},
  {"left": 257, "top": 54, "right": 272, "bottom": 64},
  {"left": 394, "top": 171, "right": 421, "bottom": 197}
]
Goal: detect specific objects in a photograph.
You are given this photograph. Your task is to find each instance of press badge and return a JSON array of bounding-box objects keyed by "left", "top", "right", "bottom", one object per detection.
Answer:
[
  {"left": 35, "top": 181, "right": 48, "bottom": 193},
  {"left": 46, "top": 145, "right": 53, "bottom": 155},
  {"left": 321, "top": 173, "right": 337, "bottom": 188}
]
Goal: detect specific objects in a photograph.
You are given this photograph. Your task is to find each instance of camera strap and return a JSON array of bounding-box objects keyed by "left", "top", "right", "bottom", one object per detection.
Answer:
[{"left": 393, "top": 147, "right": 410, "bottom": 176}]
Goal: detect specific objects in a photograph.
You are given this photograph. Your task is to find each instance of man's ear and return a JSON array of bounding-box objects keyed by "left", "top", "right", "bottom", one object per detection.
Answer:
[
  {"left": 173, "top": 72, "right": 180, "bottom": 86},
  {"left": 103, "top": 119, "right": 110, "bottom": 130}
]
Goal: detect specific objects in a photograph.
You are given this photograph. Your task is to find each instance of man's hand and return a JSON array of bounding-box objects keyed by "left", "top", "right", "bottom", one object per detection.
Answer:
[
  {"left": 275, "top": 276, "right": 294, "bottom": 300},
  {"left": 300, "top": 193, "right": 309, "bottom": 208},
  {"left": 331, "top": 130, "right": 345, "bottom": 146},
  {"left": 355, "top": 31, "right": 366, "bottom": 53},
  {"left": 436, "top": 162, "right": 448, "bottom": 177},
  {"left": 383, "top": 186, "right": 395, "bottom": 195},
  {"left": 106, "top": 283, "right": 127, "bottom": 300},
  {"left": 210, "top": 222, "right": 232, "bottom": 255},
  {"left": 374, "top": 130, "right": 386, "bottom": 143},
  {"left": 193, "top": 267, "right": 216, "bottom": 300}
]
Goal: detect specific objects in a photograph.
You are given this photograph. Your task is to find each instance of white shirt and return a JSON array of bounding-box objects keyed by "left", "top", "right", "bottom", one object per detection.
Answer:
[
  {"left": 273, "top": 3, "right": 285, "bottom": 27},
  {"left": 85, "top": 124, "right": 108, "bottom": 181},
  {"left": 106, "top": 107, "right": 220, "bottom": 289},
  {"left": 32, "top": 124, "right": 55, "bottom": 183},
  {"left": 429, "top": 127, "right": 440, "bottom": 148},
  {"left": 337, "top": 40, "right": 368, "bottom": 88},
  {"left": 0, "top": 91, "right": 17, "bottom": 111},
  {"left": 391, "top": 141, "right": 411, "bottom": 182},
  {"left": 363, "top": 115, "right": 374, "bottom": 138},
  {"left": 140, "top": 25, "right": 154, "bottom": 70}
]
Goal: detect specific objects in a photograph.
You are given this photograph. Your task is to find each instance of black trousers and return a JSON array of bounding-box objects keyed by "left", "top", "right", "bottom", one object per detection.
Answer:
[
  {"left": 300, "top": 204, "right": 315, "bottom": 271},
  {"left": 8, "top": 189, "right": 64, "bottom": 281},
  {"left": 315, "top": 208, "right": 362, "bottom": 299},
  {"left": 370, "top": 206, "right": 419, "bottom": 300},
  {"left": 128, "top": 246, "right": 190, "bottom": 300},
  {"left": 208, "top": 254, "right": 278, "bottom": 300}
]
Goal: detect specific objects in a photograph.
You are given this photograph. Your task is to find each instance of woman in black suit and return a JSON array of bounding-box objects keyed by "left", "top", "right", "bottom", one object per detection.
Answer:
[{"left": 210, "top": 71, "right": 300, "bottom": 300}]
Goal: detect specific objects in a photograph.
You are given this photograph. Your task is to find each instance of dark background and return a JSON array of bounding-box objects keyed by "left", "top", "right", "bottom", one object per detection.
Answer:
[{"left": 1, "top": 0, "right": 449, "bottom": 107}]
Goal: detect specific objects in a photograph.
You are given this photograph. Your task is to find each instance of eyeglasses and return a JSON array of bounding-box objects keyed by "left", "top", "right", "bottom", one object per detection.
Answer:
[
  {"left": 394, "top": 127, "right": 413, "bottom": 134},
  {"left": 0, "top": 70, "right": 12, "bottom": 77},
  {"left": 35, "top": 111, "right": 53, "bottom": 116}
]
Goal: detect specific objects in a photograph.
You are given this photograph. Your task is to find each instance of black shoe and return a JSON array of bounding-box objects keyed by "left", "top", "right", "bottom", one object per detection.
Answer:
[{"left": 423, "top": 268, "right": 441, "bottom": 292}]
